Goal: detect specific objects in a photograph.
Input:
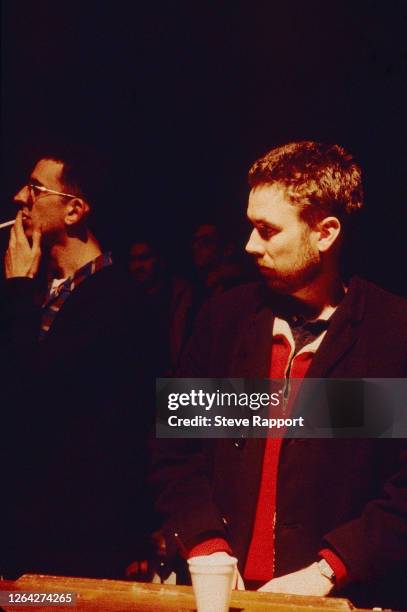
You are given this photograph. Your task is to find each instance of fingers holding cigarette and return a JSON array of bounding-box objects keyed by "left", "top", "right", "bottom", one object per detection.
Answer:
[{"left": 4, "top": 213, "right": 42, "bottom": 279}]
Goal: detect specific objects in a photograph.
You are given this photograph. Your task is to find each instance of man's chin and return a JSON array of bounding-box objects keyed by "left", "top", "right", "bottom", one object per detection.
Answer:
[
  {"left": 259, "top": 270, "right": 288, "bottom": 292},
  {"left": 260, "top": 270, "right": 309, "bottom": 296},
  {"left": 23, "top": 224, "right": 45, "bottom": 245}
]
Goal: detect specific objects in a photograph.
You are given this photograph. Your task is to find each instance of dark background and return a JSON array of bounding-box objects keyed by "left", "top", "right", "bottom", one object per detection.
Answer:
[{"left": 1, "top": 0, "right": 406, "bottom": 294}]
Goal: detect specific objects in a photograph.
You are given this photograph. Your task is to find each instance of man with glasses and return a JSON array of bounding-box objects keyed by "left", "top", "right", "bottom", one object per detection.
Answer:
[
  {"left": 6, "top": 155, "right": 103, "bottom": 281},
  {"left": 1, "top": 148, "right": 160, "bottom": 579}
]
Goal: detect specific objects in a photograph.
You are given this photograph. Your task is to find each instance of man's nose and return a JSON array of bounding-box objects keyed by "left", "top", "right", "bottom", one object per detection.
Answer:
[
  {"left": 13, "top": 185, "right": 30, "bottom": 206},
  {"left": 245, "top": 228, "right": 264, "bottom": 255}
]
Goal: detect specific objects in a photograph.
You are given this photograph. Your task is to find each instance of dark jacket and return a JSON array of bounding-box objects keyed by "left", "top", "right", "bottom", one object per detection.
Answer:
[
  {"left": 150, "top": 277, "right": 407, "bottom": 608},
  {"left": 1, "top": 266, "right": 161, "bottom": 578}
]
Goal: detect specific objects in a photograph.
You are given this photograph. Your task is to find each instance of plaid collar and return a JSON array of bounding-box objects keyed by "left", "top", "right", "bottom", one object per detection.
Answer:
[{"left": 40, "top": 251, "right": 113, "bottom": 340}]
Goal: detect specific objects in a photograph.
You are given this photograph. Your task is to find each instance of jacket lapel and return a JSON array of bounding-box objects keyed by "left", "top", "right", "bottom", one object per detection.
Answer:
[
  {"left": 230, "top": 277, "right": 366, "bottom": 380},
  {"left": 306, "top": 276, "right": 366, "bottom": 378},
  {"left": 229, "top": 303, "right": 274, "bottom": 378}
]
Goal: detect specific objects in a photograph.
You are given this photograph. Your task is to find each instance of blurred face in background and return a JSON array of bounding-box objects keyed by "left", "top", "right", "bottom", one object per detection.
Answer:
[
  {"left": 191, "top": 224, "right": 221, "bottom": 270},
  {"left": 129, "top": 242, "right": 161, "bottom": 286}
]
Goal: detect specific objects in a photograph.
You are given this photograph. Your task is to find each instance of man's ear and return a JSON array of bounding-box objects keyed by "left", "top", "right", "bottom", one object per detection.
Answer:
[
  {"left": 64, "top": 198, "right": 90, "bottom": 226},
  {"left": 316, "top": 216, "right": 341, "bottom": 253}
]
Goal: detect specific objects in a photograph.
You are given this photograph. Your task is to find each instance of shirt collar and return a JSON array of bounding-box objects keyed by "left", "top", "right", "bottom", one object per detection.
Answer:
[{"left": 45, "top": 251, "right": 113, "bottom": 302}]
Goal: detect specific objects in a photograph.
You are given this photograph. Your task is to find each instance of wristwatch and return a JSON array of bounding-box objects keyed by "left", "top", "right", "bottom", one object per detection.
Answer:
[{"left": 317, "top": 558, "right": 336, "bottom": 583}]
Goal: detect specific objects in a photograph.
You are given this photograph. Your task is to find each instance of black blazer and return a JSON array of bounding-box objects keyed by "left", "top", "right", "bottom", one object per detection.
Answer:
[
  {"left": 1, "top": 266, "right": 162, "bottom": 578},
  {"left": 150, "top": 277, "right": 407, "bottom": 608}
]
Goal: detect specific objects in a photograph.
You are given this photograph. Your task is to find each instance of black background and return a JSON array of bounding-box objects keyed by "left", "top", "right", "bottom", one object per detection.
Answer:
[{"left": 2, "top": 0, "right": 406, "bottom": 294}]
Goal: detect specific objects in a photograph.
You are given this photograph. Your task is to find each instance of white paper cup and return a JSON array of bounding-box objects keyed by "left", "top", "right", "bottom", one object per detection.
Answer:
[{"left": 188, "top": 555, "right": 237, "bottom": 612}]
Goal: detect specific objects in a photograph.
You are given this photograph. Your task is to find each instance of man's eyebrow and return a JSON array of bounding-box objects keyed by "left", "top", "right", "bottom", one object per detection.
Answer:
[{"left": 253, "top": 219, "right": 281, "bottom": 231}]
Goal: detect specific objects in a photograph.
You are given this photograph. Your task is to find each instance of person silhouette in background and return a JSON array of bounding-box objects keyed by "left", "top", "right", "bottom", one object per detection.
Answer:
[{"left": 129, "top": 239, "right": 193, "bottom": 373}]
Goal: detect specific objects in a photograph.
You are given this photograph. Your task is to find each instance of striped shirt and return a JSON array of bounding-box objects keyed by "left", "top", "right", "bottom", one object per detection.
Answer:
[{"left": 39, "top": 251, "right": 113, "bottom": 340}]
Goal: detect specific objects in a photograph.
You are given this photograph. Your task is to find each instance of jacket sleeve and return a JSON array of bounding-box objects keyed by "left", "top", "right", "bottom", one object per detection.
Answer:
[
  {"left": 149, "top": 299, "right": 230, "bottom": 560},
  {"left": 322, "top": 440, "right": 407, "bottom": 583}
]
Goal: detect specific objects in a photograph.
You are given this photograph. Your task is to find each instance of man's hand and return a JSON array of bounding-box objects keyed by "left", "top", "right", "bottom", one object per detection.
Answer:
[
  {"left": 5, "top": 211, "right": 42, "bottom": 279},
  {"left": 258, "top": 562, "right": 334, "bottom": 596}
]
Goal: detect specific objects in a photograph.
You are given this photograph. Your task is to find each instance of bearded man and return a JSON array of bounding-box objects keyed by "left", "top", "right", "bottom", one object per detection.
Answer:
[{"left": 151, "top": 141, "right": 407, "bottom": 609}]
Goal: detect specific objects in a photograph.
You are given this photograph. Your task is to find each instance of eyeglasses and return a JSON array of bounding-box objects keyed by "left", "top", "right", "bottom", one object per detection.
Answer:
[{"left": 27, "top": 183, "right": 77, "bottom": 200}]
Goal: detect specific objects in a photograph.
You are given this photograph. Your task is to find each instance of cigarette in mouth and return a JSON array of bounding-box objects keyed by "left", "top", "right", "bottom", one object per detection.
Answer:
[{"left": 0, "top": 219, "right": 15, "bottom": 229}]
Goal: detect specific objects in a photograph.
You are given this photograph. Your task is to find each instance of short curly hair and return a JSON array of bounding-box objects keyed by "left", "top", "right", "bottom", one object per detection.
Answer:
[{"left": 248, "top": 141, "right": 363, "bottom": 227}]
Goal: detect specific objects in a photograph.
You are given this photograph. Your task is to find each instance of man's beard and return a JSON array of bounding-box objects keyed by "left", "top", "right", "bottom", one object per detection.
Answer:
[{"left": 261, "top": 239, "right": 321, "bottom": 296}]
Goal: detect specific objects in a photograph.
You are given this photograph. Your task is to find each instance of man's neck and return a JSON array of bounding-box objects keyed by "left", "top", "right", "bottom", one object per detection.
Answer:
[
  {"left": 47, "top": 232, "right": 103, "bottom": 279},
  {"left": 290, "top": 271, "right": 346, "bottom": 321}
]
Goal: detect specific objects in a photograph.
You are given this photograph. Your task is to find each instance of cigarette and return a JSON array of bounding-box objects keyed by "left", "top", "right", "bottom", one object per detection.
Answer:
[{"left": 0, "top": 219, "right": 15, "bottom": 229}]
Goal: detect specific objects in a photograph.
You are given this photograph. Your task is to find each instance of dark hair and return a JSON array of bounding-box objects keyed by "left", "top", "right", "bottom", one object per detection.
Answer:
[
  {"left": 33, "top": 144, "right": 110, "bottom": 207},
  {"left": 248, "top": 141, "right": 363, "bottom": 227}
]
